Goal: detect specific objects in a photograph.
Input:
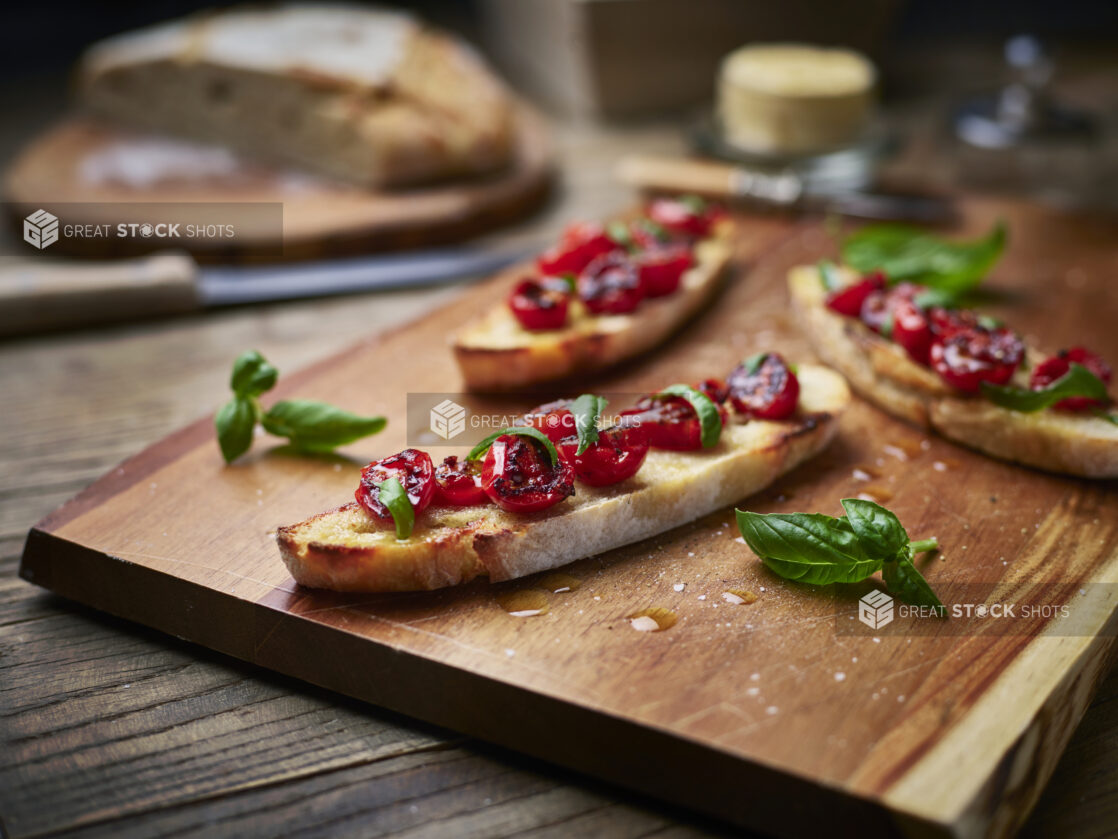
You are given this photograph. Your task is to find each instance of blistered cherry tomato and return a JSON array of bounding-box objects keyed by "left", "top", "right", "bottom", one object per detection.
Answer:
[
  {"left": 696, "top": 377, "right": 729, "bottom": 404},
  {"left": 892, "top": 298, "right": 934, "bottom": 365},
  {"left": 726, "top": 353, "right": 799, "bottom": 420},
  {"left": 518, "top": 398, "right": 576, "bottom": 443},
  {"left": 929, "top": 328, "right": 1024, "bottom": 393},
  {"left": 619, "top": 395, "right": 726, "bottom": 451},
  {"left": 825, "top": 271, "right": 886, "bottom": 317},
  {"left": 433, "top": 456, "right": 488, "bottom": 506},
  {"left": 481, "top": 434, "right": 575, "bottom": 513},
  {"left": 356, "top": 448, "right": 435, "bottom": 522},
  {"left": 537, "top": 222, "right": 617, "bottom": 276},
  {"left": 635, "top": 243, "right": 693, "bottom": 297},
  {"left": 555, "top": 425, "right": 649, "bottom": 487},
  {"left": 1030, "top": 347, "right": 1113, "bottom": 411},
  {"left": 578, "top": 251, "right": 644, "bottom": 314},
  {"left": 508, "top": 278, "right": 569, "bottom": 331},
  {"left": 647, "top": 197, "right": 724, "bottom": 238}
]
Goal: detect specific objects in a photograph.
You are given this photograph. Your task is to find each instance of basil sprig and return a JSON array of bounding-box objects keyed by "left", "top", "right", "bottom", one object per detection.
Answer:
[
  {"left": 215, "top": 350, "right": 386, "bottom": 463},
  {"left": 571, "top": 393, "right": 608, "bottom": 455},
  {"left": 658, "top": 384, "right": 722, "bottom": 448},
  {"left": 981, "top": 363, "right": 1110, "bottom": 413},
  {"left": 842, "top": 221, "right": 1006, "bottom": 294},
  {"left": 467, "top": 426, "right": 559, "bottom": 465},
  {"left": 817, "top": 260, "right": 843, "bottom": 292},
  {"left": 736, "top": 499, "right": 944, "bottom": 611},
  {"left": 376, "top": 477, "right": 414, "bottom": 540}
]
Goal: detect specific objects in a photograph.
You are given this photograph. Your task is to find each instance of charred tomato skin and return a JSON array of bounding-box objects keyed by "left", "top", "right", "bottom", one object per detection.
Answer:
[
  {"left": 619, "top": 395, "right": 727, "bottom": 452},
  {"left": 481, "top": 434, "right": 575, "bottom": 513},
  {"left": 555, "top": 425, "right": 649, "bottom": 487},
  {"left": 634, "top": 243, "right": 693, "bottom": 298},
  {"left": 508, "top": 278, "right": 569, "bottom": 331},
  {"left": 578, "top": 251, "right": 645, "bottom": 314},
  {"left": 1030, "top": 347, "right": 1113, "bottom": 411},
  {"left": 518, "top": 399, "right": 577, "bottom": 443},
  {"left": 825, "top": 271, "right": 886, "bottom": 317},
  {"left": 433, "top": 455, "right": 488, "bottom": 506},
  {"left": 929, "top": 327, "right": 1024, "bottom": 393},
  {"left": 536, "top": 222, "right": 617, "bottom": 277},
  {"left": 356, "top": 448, "right": 436, "bottom": 522},
  {"left": 726, "top": 353, "right": 800, "bottom": 420},
  {"left": 695, "top": 377, "right": 729, "bottom": 404}
]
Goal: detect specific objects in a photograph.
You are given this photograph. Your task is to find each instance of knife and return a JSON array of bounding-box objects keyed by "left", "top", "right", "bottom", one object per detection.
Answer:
[
  {"left": 615, "top": 155, "right": 957, "bottom": 224},
  {"left": 0, "top": 244, "right": 534, "bottom": 337}
]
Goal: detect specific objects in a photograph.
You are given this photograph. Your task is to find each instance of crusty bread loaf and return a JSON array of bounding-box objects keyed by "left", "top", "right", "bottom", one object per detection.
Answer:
[
  {"left": 453, "top": 232, "right": 732, "bottom": 391},
  {"left": 78, "top": 5, "right": 515, "bottom": 188},
  {"left": 277, "top": 364, "right": 850, "bottom": 592},
  {"left": 788, "top": 265, "right": 1118, "bottom": 478}
]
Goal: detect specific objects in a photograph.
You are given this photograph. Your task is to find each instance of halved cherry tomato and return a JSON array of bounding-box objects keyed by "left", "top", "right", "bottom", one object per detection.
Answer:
[
  {"left": 356, "top": 448, "right": 435, "bottom": 522},
  {"left": 518, "top": 398, "right": 576, "bottom": 443},
  {"left": 647, "top": 197, "right": 725, "bottom": 238},
  {"left": 1030, "top": 347, "right": 1113, "bottom": 411},
  {"left": 619, "top": 395, "right": 726, "bottom": 451},
  {"left": 929, "top": 327, "right": 1024, "bottom": 393},
  {"left": 696, "top": 377, "right": 729, "bottom": 404},
  {"left": 726, "top": 353, "right": 799, "bottom": 420},
  {"left": 556, "top": 425, "right": 649, "bottom": 487},
  {"left": 826, "top": 271, "right": 886, "bottom": 317},
  {"left": 537, "top": 222, "right": 617, "bottom": 276},
  {"left": 634, "top": 243, "right": 693, "bottom": 298},
  {"left": 481, "top": 434, "right": 575, "bottom": 513},
  {"left": 578, "top": 251, "right": 644, "bottom": 314},
  {"left": 433, "top": 455, "right": 488, "bottom": 506},
  {"left": 508, "top": 278, "right": 569, "bottom": 331},
  {"left": 892, "top": 298, "right": 934, "bottom": 365}
]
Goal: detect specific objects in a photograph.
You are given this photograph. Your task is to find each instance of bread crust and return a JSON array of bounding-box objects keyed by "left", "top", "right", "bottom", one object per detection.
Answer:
[
  {"left": 277, "top": 365, "right": 849, "bottom": 592},
  {"left": 453, "top": 232, "right": 732, "bottom": 391},
  {"left": 788, "top": 265, "right": 1118, "bottom": 478}
]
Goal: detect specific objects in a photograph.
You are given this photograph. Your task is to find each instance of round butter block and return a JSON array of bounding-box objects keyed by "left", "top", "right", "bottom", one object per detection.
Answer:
[{"left": 717, "top": 44, "right": 877, "bottom": 156}]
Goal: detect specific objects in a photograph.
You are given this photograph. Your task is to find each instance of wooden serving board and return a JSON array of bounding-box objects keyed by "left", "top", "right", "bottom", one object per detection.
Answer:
[
  {"left": 2, "top": 108, "right": 553, "bottom": 262},
  {"left": 19, "top": 198, "right": 1118, "bottom": 838}
]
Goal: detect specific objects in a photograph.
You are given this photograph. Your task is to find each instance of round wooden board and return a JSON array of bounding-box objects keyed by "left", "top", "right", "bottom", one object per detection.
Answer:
[{"left": 3, "top": 107, "right": 555, "bottom": 263}]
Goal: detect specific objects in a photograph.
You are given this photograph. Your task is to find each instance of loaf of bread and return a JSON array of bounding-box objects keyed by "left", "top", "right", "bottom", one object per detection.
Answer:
[{"left": 78, "top": 4, "right": 516, "bottom": 188}]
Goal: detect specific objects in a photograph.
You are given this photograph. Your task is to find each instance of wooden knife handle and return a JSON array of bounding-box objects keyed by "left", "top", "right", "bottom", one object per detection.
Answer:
[
  {"left": 615, "top": 155, "right": 737, "bottom": 198},
  {"left": 0, "top": 251, "right": 200, "bottom": 337}
]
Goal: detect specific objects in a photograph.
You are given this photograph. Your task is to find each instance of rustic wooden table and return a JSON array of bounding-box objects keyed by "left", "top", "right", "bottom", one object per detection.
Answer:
[{"left": 3, "top": 43, "right": 1118, "bottom": 838}]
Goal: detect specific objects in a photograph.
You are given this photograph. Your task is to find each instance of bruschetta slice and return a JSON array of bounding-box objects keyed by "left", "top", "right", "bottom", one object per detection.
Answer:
[
  {"left": 788, "top": 264, "right": 1118, "bottom": 478},
  {"left": 453, "top": 196, "right": 732, "bottom": 391},
  {"left": 278, "top": 360, "right": 849, "bottom": 592}
]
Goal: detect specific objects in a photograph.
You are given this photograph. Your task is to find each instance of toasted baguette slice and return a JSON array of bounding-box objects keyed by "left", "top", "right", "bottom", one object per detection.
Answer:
[
  {"left": 788, "top": 265, "right": 1118, "bottom": 478},
  {"left": 278, "top": 364, "right": 849, "bottom": 592},
  {"left": 453, "top": 234, "right": 732, "bottom": 391}
]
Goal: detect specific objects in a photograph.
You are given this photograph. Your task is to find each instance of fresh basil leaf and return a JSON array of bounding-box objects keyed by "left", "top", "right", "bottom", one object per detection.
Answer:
[
  {"left": 880, "top": 312, "right": 895, "bottom": 340},
  {"left": 883, "top": 556, "right": 945, "bottom": 613},
  {"left": 571, "top": 393, "right": 608, "bottom": 455},
  {"left": 559, "top": 273, "right": 577, "bottom": 292},
  {"left": 659, "top": 384, "right": 722, "bottom": 448},
  {"left": 735, "top": 510, "right": 881, "bottom": 585},
  {"left": 1093, "top": 408, "right": 1118, "bottom": 426},
  {"left": 230, "top": 350, "right": 278, "bottom": 398},
  {"left": 981, "top": 363, "right": 1109, "bottom": 413},
  {"left": 215, "top": 396, "right": 256, "bottom": 464},
  {"left": 977, "top": 314, "right": 1003, "bottom": 330},
  {"left": 817, "top": 260, "right": 843, "bottom": 292},
  {"left": 742, "top": 352, "right": 767, "bottom": 376},
  {"left": 466, "top": 426, "right": 559, "bottom": 465},
  {"left": 842, "top": 221, "right": 1006, "bottom": 294},
  {"left": 606, "top": 220, "right": 633, "bottom": 249},
  {"left": 636, "top": 218, "right": 668, "bottom": 242},
  {"left": 912, "top": 287, "right": 959, "bottom": 310},
  {"left": 840, "top": 498, "right": 909, "bottom": 559},
  {"left": 377, "top": 477, "right": 414, "bottom": 541},
  {"left": 678, "top": 194, "right": 708, "bottom": 213},
  {"left": 261, "top": 400, "right": 386, "bottom": 452}
]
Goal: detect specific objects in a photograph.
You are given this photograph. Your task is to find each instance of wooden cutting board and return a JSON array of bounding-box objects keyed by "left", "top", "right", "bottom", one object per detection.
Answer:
[
  {"left": 19, "top": 198, "right": 1118, "bottom": 838},
  {"left": 2, "top": 108, "right": 553, "bottom": 262}
]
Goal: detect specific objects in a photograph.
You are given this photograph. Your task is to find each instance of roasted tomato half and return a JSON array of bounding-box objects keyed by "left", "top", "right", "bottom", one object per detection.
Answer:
[
  {"left": 537, "top": 222, "right": 617, "bottom": 277},
  {"left": 518, "top": 398, "right": 576, "bottom": 443},
  {"left": 619, "top": 395, "right": 726, "bottom": 451},
  {"left": 695, "top": 377, "right": 729, "bottom": 404},
  {"left": 556, "top": 425, "right": 649, "bottom": 487},
  {"left": 433, "top": 455, "right": 488, "bottom": 506},
  {"left": 726, "top": 353, "right": 800, "bottom": 420},
  {"left": 825, "top": 271, "right": 886, "bottom": 317},
  {"left": 891, "top": 298, "right": 935, "bottom": 365},
  {"left": 1030, "top": 347, "right": 1113, "bottom": 411},
  {"left": 356, "top": 448, "right": 435, "bottom": 522},
  {"left": 647, "top": 197, "right": 724, "bottom": 238},
  {"left": 508, "top": 278, "right": 570, "bottom": 331},
  {"left": 578, "top": 251, "right": 644, "bottom": 314},
  {"left": 481, "top": 434, "right": 575, "bottom": 513},
  {"left": 634, "top": 243, "right": 693, "bottom": 298},
  {"left": 929, "top": 327, "right": 1024, "bottom": 393}
]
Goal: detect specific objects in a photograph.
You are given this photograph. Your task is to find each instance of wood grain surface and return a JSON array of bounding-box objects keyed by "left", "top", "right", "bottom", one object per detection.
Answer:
[
  {"left": 2, "top": 108, "right": 554, "bottom": 262},
  {"left": 15, "top": 196, "right": 1118, "bottom": 838}
]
